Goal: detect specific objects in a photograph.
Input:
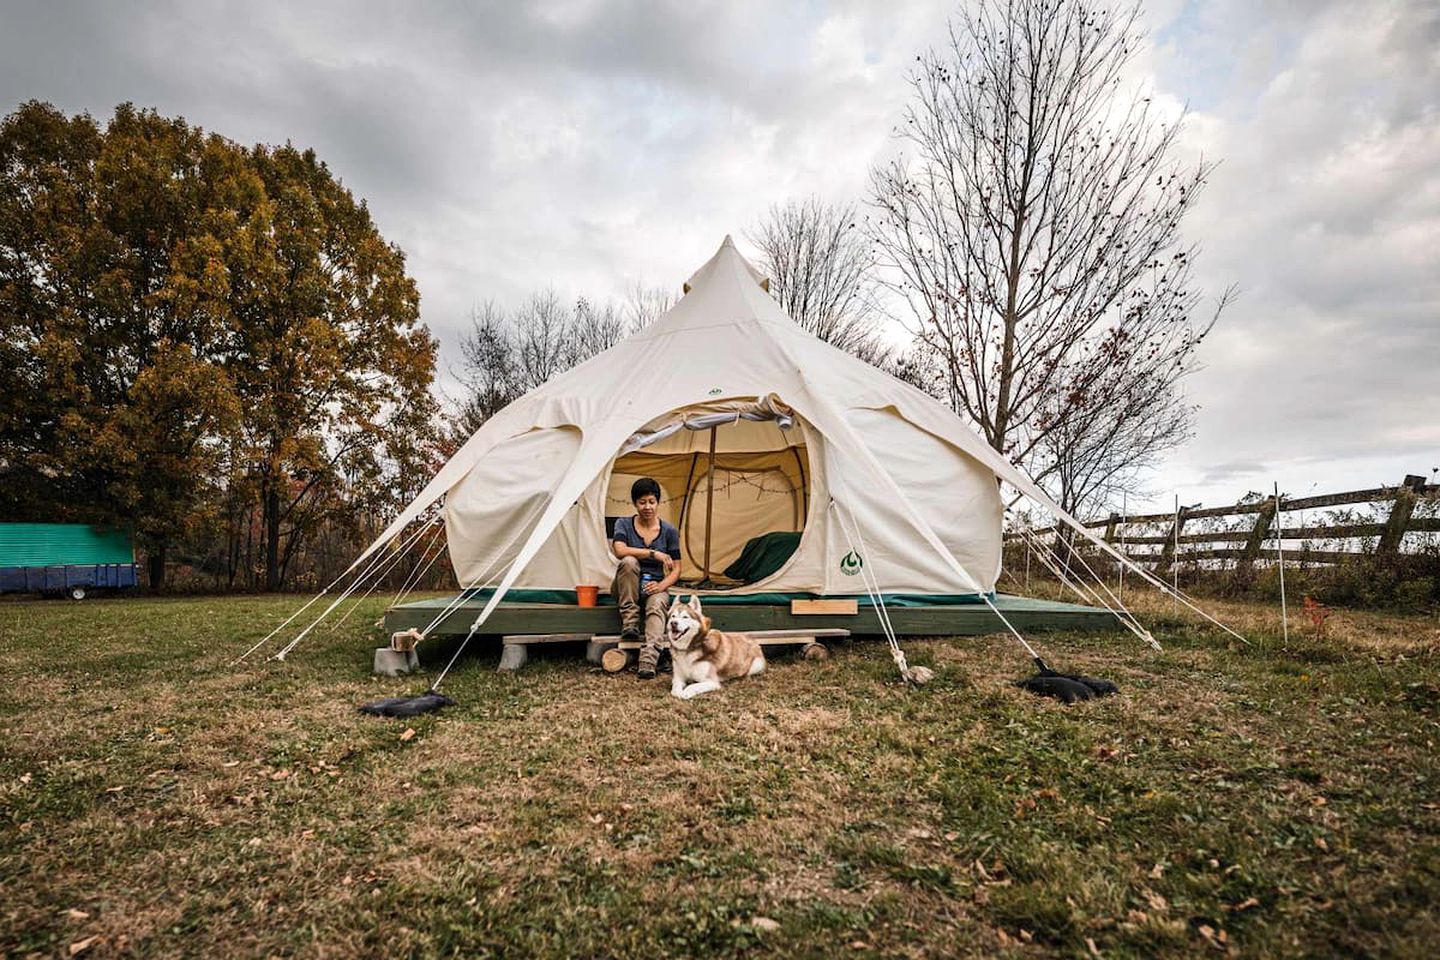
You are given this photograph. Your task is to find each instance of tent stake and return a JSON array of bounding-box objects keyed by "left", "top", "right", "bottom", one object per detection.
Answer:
[{"left": 702, "top": 425, "right": 717, "bottom": 581}]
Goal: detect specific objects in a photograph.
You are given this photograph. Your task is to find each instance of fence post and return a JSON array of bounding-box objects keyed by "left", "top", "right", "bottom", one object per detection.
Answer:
[
  {"left": 1155, "top": 503, "right": 1188, "bottom": 581},
  {"left": 1241, "top": 499, "right": 1278, "bottom": 569},
  {"left": 1274, "top": 482, "right": 1288, "bottom": 644},
  {"left": 1377, "top": 476, "right": 1422, "bottom": 555}
]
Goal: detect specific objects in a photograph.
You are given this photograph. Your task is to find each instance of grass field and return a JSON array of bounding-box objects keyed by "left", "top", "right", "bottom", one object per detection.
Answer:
[{"left": 1, "top": 590, "right": 1437, "bottom": 958}]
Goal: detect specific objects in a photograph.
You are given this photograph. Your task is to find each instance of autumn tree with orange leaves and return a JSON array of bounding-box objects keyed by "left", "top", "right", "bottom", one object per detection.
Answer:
[{"left": 0, "top": 101, "right": 438, "bottom": 590}]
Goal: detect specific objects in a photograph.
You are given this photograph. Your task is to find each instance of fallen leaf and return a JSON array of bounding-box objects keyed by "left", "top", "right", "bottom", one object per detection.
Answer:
[
  {"left": 1196, "top": 923, "right": 1229, "bottom": 951},
  {"left": 400, "top": 728, "right": 416, "bottom": 742},
  {"left": 1086, "top": 936, "right": 1102, "bottom": 956},
  {"left": 1231, "top": 897, "right": 1259, "bottom": 912},
  {"left": 69, "top": 936, "right": 101, "bottom": 956},
  {"left": 1314, "top": 836, "right": 1329, "bottom": 852},
  {"left": 222, "top": 761, "right": 241, "bottom": 768},
  {"left": 63, "top": 909, "right": 91, "bottom": 921},
  {"left": 269, "top": 770, "right": 290, "bottom": 781},
  {"left": 1149, "top": 862, "right": 1166, "bottom": 879},
  {"left": 751, "top": 916, "right": 780, "bottom": 933},
  {"left": 20, "top": 773, "right": 32, "bottom": 784}
]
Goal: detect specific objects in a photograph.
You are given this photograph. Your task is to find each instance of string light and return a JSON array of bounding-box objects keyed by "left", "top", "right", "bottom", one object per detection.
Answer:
[{"left": 605, "top": 469, "right": 801, "bottom": 508}]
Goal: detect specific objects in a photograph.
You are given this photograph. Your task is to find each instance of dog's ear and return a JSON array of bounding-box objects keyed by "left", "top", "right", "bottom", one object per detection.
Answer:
[
  {"left": 668, "top": 593, "right": 680, "bottom": 611},
  {"left": 690, "top": 594, "right": 702, "bottom": 615}
]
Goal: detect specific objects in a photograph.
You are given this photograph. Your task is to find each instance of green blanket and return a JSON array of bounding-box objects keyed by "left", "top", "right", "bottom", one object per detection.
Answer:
[{"left": 722, "top": 531, "right": 803, "bottom": 583}]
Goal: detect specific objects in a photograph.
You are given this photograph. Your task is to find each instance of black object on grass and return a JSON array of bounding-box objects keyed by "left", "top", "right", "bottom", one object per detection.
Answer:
[
  {"left": 1016, "top": 659, "right": 1119, "bottom": 704},
  {"left": 358, "top": 689, "right": 456, "bottom": 718}
]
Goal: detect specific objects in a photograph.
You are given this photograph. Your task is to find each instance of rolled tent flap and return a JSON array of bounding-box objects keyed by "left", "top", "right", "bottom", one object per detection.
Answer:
[{"left": 618, "top": 393, "right": 795, "bottom": 456}]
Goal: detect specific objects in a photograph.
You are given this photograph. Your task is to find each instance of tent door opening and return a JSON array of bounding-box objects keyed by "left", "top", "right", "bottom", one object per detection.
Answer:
[{"left": 605, "top": 397, "right": 811, "bottom": 589}]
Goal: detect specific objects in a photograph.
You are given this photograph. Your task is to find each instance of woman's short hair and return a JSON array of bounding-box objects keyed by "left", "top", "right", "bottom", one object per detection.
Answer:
[{"left": 630, "top": 477, "right": 662, "bottom": 503}]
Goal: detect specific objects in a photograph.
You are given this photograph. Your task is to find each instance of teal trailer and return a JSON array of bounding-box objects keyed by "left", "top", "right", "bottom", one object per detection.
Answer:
[{"left": 0, "top": 523, "right": 138, "bottom": 599}]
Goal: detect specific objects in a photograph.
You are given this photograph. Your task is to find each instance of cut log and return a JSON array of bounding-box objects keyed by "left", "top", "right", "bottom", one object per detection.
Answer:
[
  {"left": 801, "top": 642, "right": 830, "bottom": 660},
  {"left": 601, "top": 648, "right": 632, "bottom": 673}
]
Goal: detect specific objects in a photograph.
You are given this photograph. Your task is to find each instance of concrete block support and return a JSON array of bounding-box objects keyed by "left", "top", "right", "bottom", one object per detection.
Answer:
[
  {"left": 373, "top": 647, "right": 420, "bottom": 677},
  {"left": 497, "top": 643, "right": 528, "bottom": 672}
]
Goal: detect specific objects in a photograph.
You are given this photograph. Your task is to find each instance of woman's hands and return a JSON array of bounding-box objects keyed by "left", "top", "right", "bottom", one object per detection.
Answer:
[{"left": 644, "top": 549, "right": 677, "bottom": 595}]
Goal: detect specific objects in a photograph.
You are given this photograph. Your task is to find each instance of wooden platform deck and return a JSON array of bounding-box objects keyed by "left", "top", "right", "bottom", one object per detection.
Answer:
[{"left": 383, "top": 593, "right": 1117, "bottom": 639}]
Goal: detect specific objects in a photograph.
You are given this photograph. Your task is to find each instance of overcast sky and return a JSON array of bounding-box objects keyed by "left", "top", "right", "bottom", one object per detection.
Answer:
[{"left": 3, "top": 0, "right": 1435, "bottom": 511}]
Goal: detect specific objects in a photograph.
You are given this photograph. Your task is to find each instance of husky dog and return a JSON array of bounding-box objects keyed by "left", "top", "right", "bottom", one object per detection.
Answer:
[{"left": 665, "top": 595, "right": 766, "bottom": 699}]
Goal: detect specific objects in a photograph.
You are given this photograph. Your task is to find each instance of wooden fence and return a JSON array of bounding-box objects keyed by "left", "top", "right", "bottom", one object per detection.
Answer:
[{"left": 1012, "top": 474, "right": 1440, "bottom": 574}]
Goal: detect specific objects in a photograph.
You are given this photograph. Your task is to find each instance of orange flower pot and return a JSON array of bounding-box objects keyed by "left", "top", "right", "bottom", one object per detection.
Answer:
[{"left": 575, "top": 585, "right": 599, "bottom": 608}]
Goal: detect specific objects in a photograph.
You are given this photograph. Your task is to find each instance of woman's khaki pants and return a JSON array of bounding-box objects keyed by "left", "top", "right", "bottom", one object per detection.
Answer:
[{"left": 612, "top": 556, "right": 669, "bottom": 672}]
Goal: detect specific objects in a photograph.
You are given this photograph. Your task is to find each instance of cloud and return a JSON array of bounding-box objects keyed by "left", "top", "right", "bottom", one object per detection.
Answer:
[
  {"left": 1145, "top": 0, "right": 1440, "bottom": 505},
  {"left": 0, "top": 0, "right": 1433, "bottom": 511}
]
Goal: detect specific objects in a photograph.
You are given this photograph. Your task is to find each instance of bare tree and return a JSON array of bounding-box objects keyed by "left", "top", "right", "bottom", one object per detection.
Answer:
[
  {"left": 623, "top": 280, "right": 676, "bottom": 332},
  {"left": 454, "top": 300, "right": 518, "bottom": 436},
  {"left": 452, "top": 291, "right": 631, "bottom": 439},
  {"left": 1035, "top": 288, "right": 1233, "bottom": 515},
  {"left": 869, "top": 0, "right": 1223, "bottom": 509},
  {"left": 749, "top": 197, "right": 893, "bottom": 366}
]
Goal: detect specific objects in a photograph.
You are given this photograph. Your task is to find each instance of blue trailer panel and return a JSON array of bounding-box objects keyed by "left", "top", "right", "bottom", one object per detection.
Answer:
[
  {"left": 0, "top": 563, "right": 139, "bottom": 593},
  {"left": 0, "top": 524, "right": 138, "bottom": 597}
]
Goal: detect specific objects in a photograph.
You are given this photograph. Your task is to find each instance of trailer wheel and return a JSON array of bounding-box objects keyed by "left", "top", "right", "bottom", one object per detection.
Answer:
[{"left": 69, "top": 586, "right": 86, "bottom": 601}]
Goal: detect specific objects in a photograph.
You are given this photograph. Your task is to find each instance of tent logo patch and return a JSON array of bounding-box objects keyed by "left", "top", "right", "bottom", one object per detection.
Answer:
[
  {"left": 840, "top": 551, "right": 864, "bottom": 576},
  {"left": 708, "top": 387, "right": 722, "bottom": 396}
]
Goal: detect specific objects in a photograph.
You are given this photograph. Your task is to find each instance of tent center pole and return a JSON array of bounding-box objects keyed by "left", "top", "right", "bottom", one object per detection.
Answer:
[{"left": 702, "top": 426, "right": 718, "bottom": 581}]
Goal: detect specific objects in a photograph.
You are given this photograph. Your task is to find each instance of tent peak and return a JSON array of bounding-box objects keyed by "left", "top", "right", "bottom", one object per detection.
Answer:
[{"left": 683, "top": 235, "right": 770, "bottom": 295}]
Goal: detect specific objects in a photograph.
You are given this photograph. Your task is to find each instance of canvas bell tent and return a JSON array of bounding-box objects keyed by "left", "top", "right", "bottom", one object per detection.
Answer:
[
  {"left": 372, "top": 236, "right": 1016, "bottom": 603},
  {"left": 248, "top": 236, "right": 1242, "bottom": 670}
]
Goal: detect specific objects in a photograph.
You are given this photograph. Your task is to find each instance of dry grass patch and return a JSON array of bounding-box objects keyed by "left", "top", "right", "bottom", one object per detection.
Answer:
[{"left": 1, "top": 591, "right": 1438, "bottom": 957}]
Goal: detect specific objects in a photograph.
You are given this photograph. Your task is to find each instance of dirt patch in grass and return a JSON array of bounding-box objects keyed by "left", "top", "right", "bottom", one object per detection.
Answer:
[{"left": 2, "top": 590, "right": 1438, "bottom": 957}]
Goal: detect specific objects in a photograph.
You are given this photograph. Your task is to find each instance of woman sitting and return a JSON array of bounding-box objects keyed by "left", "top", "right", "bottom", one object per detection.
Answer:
[{"left": 611, "top": 477, "right": 681, "bottom": 679}]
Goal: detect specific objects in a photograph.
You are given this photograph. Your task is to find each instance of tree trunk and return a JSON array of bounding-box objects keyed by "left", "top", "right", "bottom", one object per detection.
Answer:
[
  {"left": 264, "top": 483, "right": 282, "bottom": 592},
  {"left": 147, "top": 542, "right": 168, "bottom": 593}
]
